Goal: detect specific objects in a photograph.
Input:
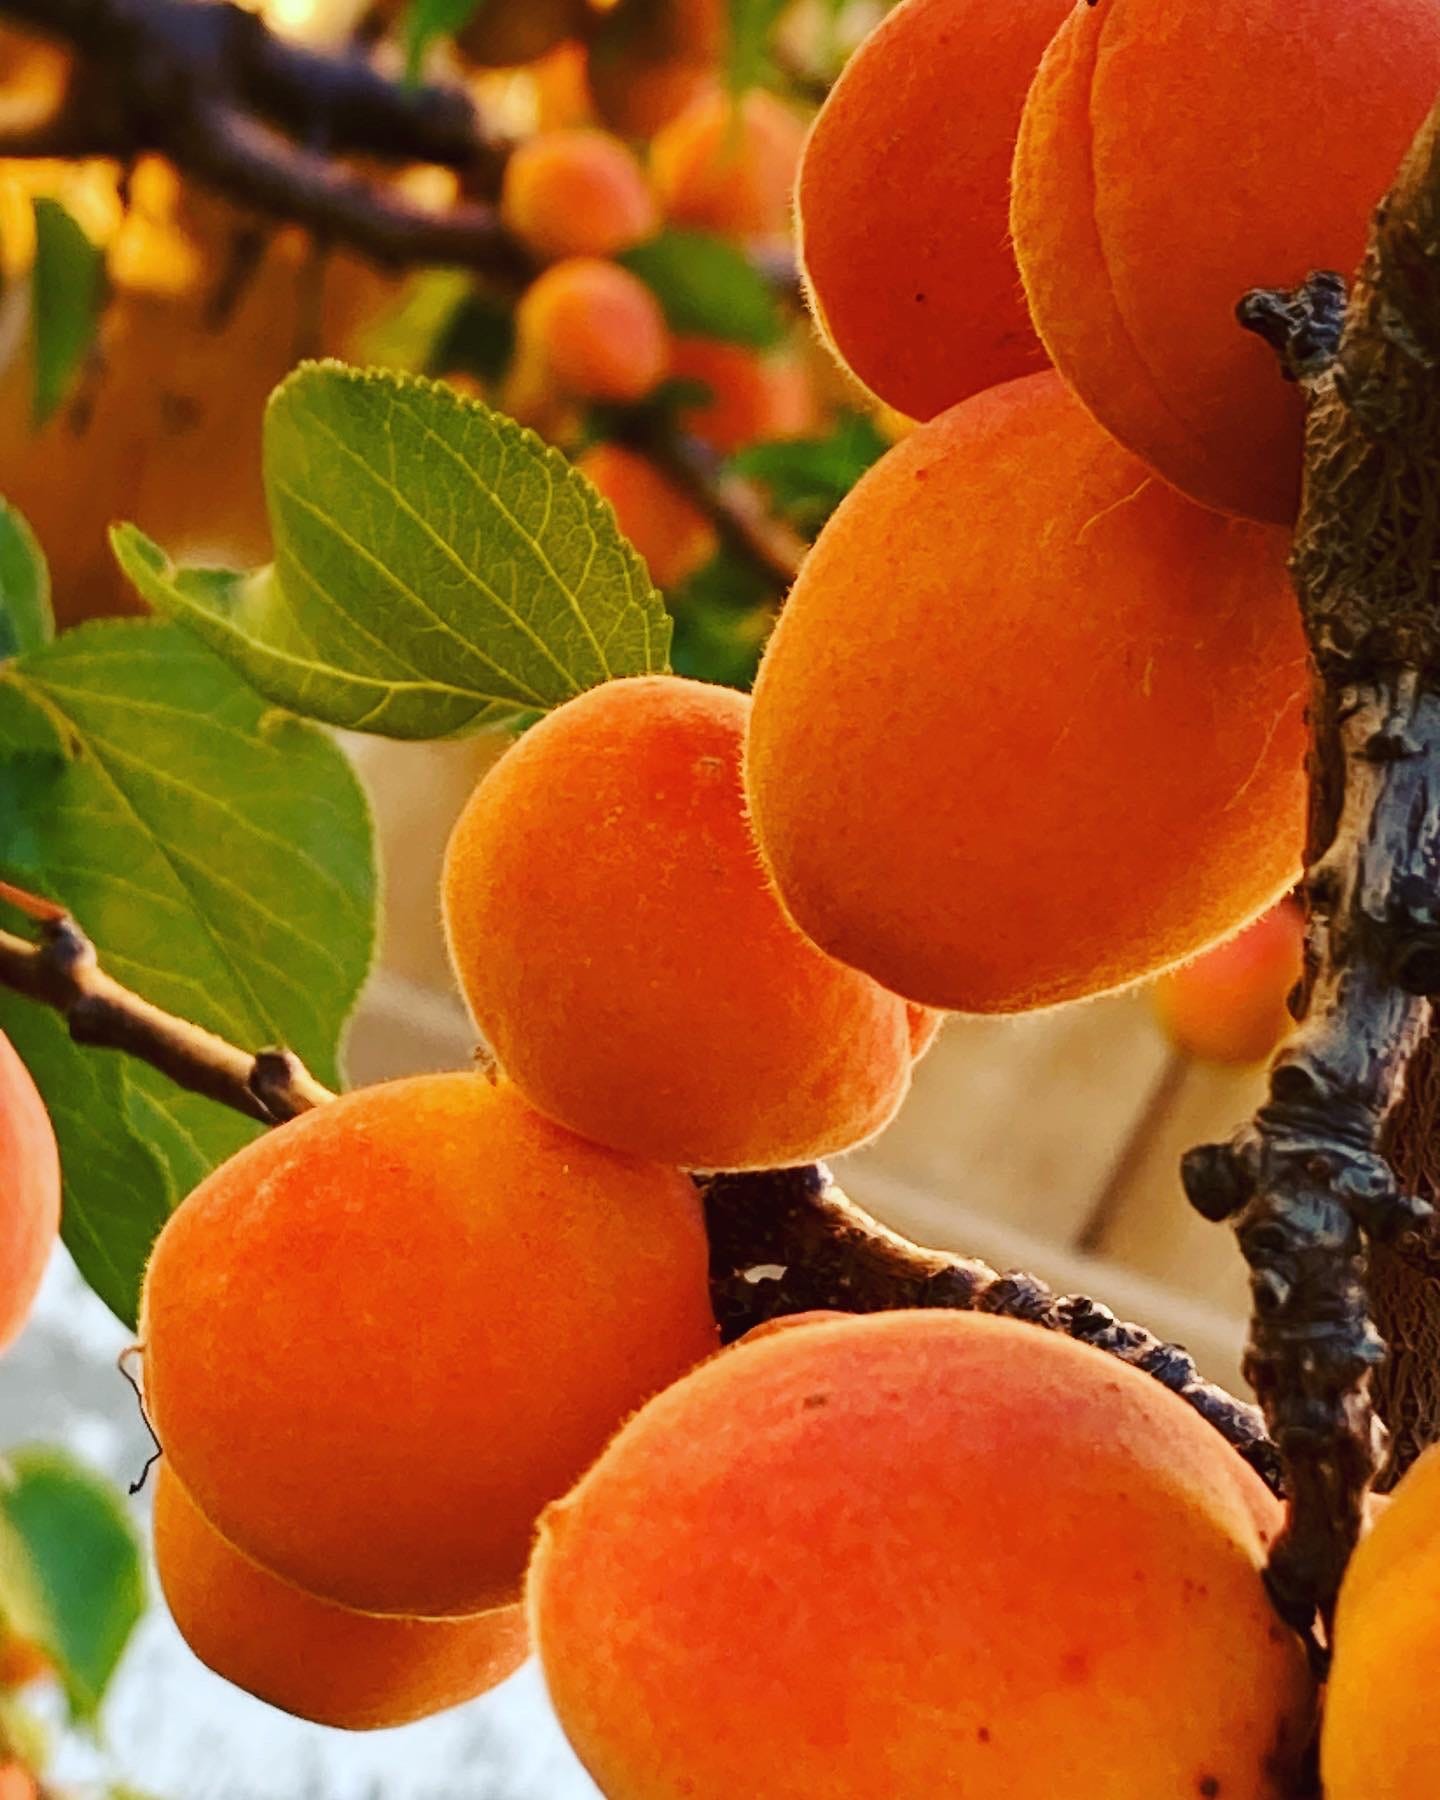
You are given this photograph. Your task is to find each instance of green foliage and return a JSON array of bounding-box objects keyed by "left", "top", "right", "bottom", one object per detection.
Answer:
[
  {"left": 730, "top": 412, "right": 889, "bottom": 535},
  {"left": 726, "top": 0, "right": 789, "bottom": 91},
  {"left": 620, "top": 232, "right": 784, "bottom": 349},
  {"left": 403, "top": 0, "right": 484, "bottom": 79},
  {"left": 114, "top": 363, "right": 670, "bottom": 740},
  {"left": 0, "top": 505, "right": 52, "bottom": 660},
  {"left": 30, "top": 198, "right": 105, "bottom": 430},
  {"left": 0, "top": 1447, "right": 144, "bottom": 1723},
  {"left": 0, "top": 619, "right": 375, "bottom": 1325},
  {"left": 670, "top": 546, "right": 776, "bottom": 688},
  {"left": 430, "top": 287, "right": 518, "bottom": 386}
]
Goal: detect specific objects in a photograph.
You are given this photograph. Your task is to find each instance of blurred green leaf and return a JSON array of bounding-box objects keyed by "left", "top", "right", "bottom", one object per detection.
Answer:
[
  {"left": 0, "top": 1447, "right": 144, "bottom": 1723},
  {"left": 670, "top": 545, "right": 775, "bottom": 687},
  {"left": 0, "top": 503, "right": 52, "bottom": 659},
  {"left": 726, "top": 0, "right": 788, "bottom": 90},
  {"left": 0, "top": 619, "right": 375, "bottom": 1325},
  {"left": 403, "top": 0, "right": 483, "bottom": 79},
  {"left": 729, "top": 411, "right": 888, "bottom": 533},
  {"left": 30, "top": 198, "right": 104, "bottom": 429},
  {"left": 114, "top": 362, "right": 670, "bottom": 740},
  {"left": 349, "top": 269, "right": 474, "bottom": 373},
  {"left": 620, "top": 232, "right": 784, "bottom": 350},
  {"left": 429, "top": 287, "right": 517, "bottom": 385}
]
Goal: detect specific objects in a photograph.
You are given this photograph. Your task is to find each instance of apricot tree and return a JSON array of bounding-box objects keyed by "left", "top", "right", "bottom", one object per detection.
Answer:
[{"left": 0, "top": 0, "right": 1438, "bottom": 1795}]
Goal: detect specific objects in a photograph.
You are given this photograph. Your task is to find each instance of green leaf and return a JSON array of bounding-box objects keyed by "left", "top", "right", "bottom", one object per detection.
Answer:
[
  {"left": 113, "top": 362, "right": 670, "bottom": 740},
  {"left": 349, "top": 269, "right": 474, "bottom": 373},
  {"left": 0, "top": 502, "right": 52, "bottom": 659},
  {"left": 403, "top": 0, "right": 484, "bottom": 79},
  {"left": 0, "top": 619, "right": 376, "bottom": 1325},
  {"left": 726, "top": 0, "right": 788, "bottom": 91},
  {"left": 620, "top": 232, "right": 784, "bottom": 349},
  {"left": 0, "top": 1447, "right": 144, "bottom": 1722},
  {"left": 30, "top": 198, "right": 105, "bottom": 429},
  {"left": 729, "top": 411, "right": 889, "bottom": 533}
]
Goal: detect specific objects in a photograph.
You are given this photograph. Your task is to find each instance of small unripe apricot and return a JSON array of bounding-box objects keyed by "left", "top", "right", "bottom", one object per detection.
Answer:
[
  {"left": 575, "top": 443, "right": 717, "bottom": 588},
  {"left": 651, "top": 89, "right": 806, "bottom": 242},
  {"left": 671, "top": 336, "right": 815, "bottom": 454},
  {"left": 1324, "top": 1446, "right": 1440, "bottom": 1798},
  {"left": 443, "top": 676, "right": 930, "bottom": 1170},
  {"left": 798, "top": 0, "right": 1069, "bottom": 420},
  {"left": 155, "top": 1465, "right": 527, "bottom": 1730},
  {"left": 0, "top": 1030, "right": 60, "bottom": 1355},
  {"left": 530, "top": 1310, "right": 1314, "bottom": 1798},
  {"left": 141, "top": 1076, "right": 716, "bottom": 1618},
  {"left": 502, "top": 130, "right": 659, "bottom": 261},
  {"left": 1151, "top": 901, "right": 1304, "bottom": 1065},
  {"left": 515, "top": 258, "right": 670, "bottom": 403},
  {"left": 1011, "top": 0, "right": 1440, "bottom": 522},
  {"left": 746, "top": 372, "right": 1309, "bottom": 1013}
]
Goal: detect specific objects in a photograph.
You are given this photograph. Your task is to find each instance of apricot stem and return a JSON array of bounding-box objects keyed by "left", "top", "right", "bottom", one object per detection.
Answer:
[
  {"left": 1185, "top": 87, "right": 1440, "bottom": 1637},
  {"left": 0, "top": 886, "right": 332, "bottom": 1123}
]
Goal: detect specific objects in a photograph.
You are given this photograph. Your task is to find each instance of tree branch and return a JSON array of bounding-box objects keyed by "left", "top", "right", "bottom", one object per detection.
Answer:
[
  {"left": 0, "top": 880, "right": 332, "bottom": 1123},
  {"left": 1183, "top": 90, "right": 1440, "bottom": 1636}
]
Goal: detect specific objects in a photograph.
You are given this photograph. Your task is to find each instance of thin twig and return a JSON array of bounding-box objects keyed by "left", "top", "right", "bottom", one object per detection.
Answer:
[
  {"left": 0, "top": 880, "right": 332, "bottom": 1123},
  {"left": 1184, "top": 91, "right": 1440, "bottom": 1637}
]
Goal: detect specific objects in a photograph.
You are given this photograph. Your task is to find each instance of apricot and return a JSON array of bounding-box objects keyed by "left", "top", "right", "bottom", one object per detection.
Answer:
[
  {"left": 797, "top": 0, "right": 1068, "bottom": 420},
  {"left": 745, "top": 372, "right": 1309, "bottom": 1013},
  {"left": 514, "top": 257, "right": 670, "bottom": 403},
  {"left": 1323, "top": 1445, "right": 1440, "bottom": 1797},
  {"left": 588, "top": 0, "right": 723, "bottom": 138},
  {"left": 651, "top": 89, "right": 806, "bottom": 243},
  {"left": 502, "top": 130, "right": 659, "bottom": 261},
  {"left": 0, "top": 1634, "right": 48, "bottom": 1690},
  {"left": 154, "top": 1465, "right": 526, "bottom": 1730},
  {"left": 530, "top": 1309, "right": 1313, "bottom": 1798},
  {"left": 1010, "top": 0, "right": 1440, "bottom": 523},
  {"left": 0, "top": 1768, "right": 33, "bottom": 1800},
  {"left": 442, "top": 676, "right": 929, "bottom": 1170},
  {"left": 575, "top": 443, "right": 717, "bottom": 588},
  {"left": 1151, "top": 901, "right": 1304, "bottom": 1065},
  {"left": 457, "top": 0, "right": 586, "bottom": 67},
  {"left": 140, "top": 1075, "right": 716, "bottom": 1618},
  {"left": 671, "top": 336, "right": 815, "bottom": 455},
  {"left": 733, "top": 1310, "right": 850, "bottom": 1347},
  {"left": 0, "top": 1031, "right": 60, "bottom": 1355}
]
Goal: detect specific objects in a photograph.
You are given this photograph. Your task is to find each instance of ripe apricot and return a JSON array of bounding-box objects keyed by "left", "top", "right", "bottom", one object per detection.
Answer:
[
  {"left": 502, "top": 130, "right": 659, "bottom": 260},
  {"left": 514, "top": 257, "right": 670, "bottom": 403},
  {"left": 797, "top": 0, "right": 1068, "bottom": 420},
  {"left": 745, "top": 372, "right": 1309, "bottom": 1013},
  {"left": 0, "top": 1031, "right": 60, "bottom": 1355},
  {"left": 671, "top": 337, "right": 815, "bottom": 454},
  {"left": 575, "top": 443, "right": 717, "bottom": 588},
  {"left": 587, "top": 0, "right": 723, "bottom": 138},
  {"left": 734, "top": 1310, "right": 849, "bottom": 1347},
  {"left": 651, "top": 89, "right": 806, "bottom": 243},
  {"left": 0, "top": 1767, "right": 33, "bottom": 1800},
  {"left": 442, "top": 676, "right": 928, "bottom": 1170},
  {"left": 457, "top": 0, "right": 586, "bottom": 67},
  {"left": 1010, "top": 0, "right": 1440, "bottom": 523},
  {"left": 1151, "top": 901, "right": 1304, "bottom": 1065},
  {"left": 1323, "top": 1445, "right": 1440, "bottom": 1797},
  {"left": 530, "top": 1309, "right": 1313, "bottom": 1798},
  {"left": 140, "top": 1075, "right": 716, "bottom": 1618},
  {"left": 154, "top": 1465, "right": 526, "bottom": 1730}
]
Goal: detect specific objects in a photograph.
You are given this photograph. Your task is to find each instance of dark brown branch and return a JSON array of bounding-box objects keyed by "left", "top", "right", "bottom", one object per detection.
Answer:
[
  {"left": 0, "top": 0, "right": 525, "bottom": 275},
  {"left": 0, "top": 881, "right": 332, "bottom": 1124},
  {"left": 1183, "top": 91, "right": 1440, "bottom": 1636},
  {"left": 650, "top": 431, "right": 807, "bottom": 592},
  {"left": 703, "top": 1164, "right": 1283, "bottom": 1497}
]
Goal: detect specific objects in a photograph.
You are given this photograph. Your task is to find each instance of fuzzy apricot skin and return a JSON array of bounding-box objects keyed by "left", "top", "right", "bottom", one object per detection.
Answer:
[
  {"left": 670, "top": 336, "right": 815, "bottom": 455},
  {"left": 574, "top": 443, "right": 717, "bottom": 588},
  {"left": 651, "top": 90, "right": 806, "bottom": 242},
  {"left": 1010, "top": 0, "right": 1440, "bottom": 523},
  {"left": 140, "top": 1076, "right": 716, "bottom": 1618},
  {"left": 154, "top": 1465, "right": 527, "bottom": 1730},
  {"left": 1152, "top": 902, "right": 1304, "bottom": 1066},
  {"left": 502, "top": 130, "right": 658, "bottom": 261},
  {"left": 0, "top": 1031, "right": 60, "bottom": 1355},
  {"left": 530, "top": 1310, "right": 1314, "bottom": 1799},
  {"left": 1322, "top": 1445, "right": 1440, "bottom": 1798},
  {"left": 443, "top": 676, "right": 931, "bottom": 1170},
  {"left": 797, "top": 0, "right": 1069, "bottom": 421},
  {"left": 745, "top": 372, "right": 1308, "bottom": 1014},
  {"left": 515, "top": 258, "right": 669, "bottom": 403}
]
